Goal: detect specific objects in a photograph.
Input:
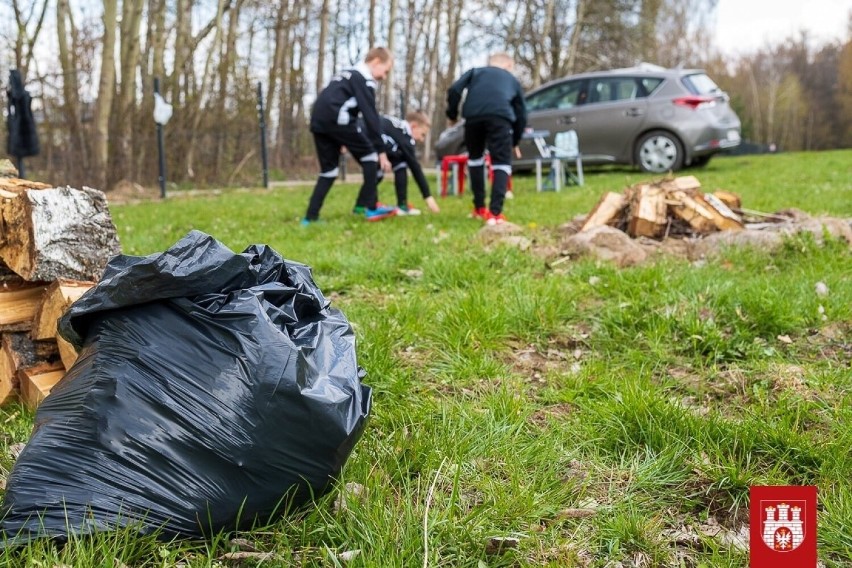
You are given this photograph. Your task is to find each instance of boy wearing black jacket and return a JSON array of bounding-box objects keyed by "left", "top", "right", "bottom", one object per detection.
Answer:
[
  {"left": 446, "top": 52, "right": 527, "bottom": 225},
  {"left": 354, "top": 111, "right": 440, "bottom": 216},
  {"left": 303, "top": 47, "right": 396, "bottom": 224}
]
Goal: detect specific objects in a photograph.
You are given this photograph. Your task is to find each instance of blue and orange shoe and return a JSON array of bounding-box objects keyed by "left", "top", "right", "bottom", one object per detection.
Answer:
[
  {"left": 365, "top": 205, "right": 397, "bottom": 222},
  {"left": 354, "top": 202, "right": 388, "bottom": 216}
]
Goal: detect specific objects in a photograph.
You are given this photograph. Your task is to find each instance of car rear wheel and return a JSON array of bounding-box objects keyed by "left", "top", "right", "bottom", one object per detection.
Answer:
[{"left": 635, "top": 130, "right": 684, "bottom": 173}]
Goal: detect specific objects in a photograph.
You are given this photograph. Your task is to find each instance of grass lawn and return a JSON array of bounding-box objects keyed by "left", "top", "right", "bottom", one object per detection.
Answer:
[{"left": 1, "top": 150, "right": 850, "bottom": 566}]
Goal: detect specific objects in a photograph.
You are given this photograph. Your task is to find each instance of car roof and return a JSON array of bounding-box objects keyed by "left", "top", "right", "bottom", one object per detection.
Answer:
[{"left": 529, "top": 64, "right": 707, "bottom": 94}]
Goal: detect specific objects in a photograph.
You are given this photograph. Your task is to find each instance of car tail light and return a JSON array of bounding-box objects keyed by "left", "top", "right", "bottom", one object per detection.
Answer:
[{"left": 673, "top": 95, "right": 716, "bottom": 110}]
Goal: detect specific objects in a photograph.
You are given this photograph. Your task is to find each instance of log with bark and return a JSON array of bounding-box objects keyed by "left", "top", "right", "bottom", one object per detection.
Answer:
[
  {"left": 0, "top": 332, "right": 61, "bottom": 404},
  {"left": 0, "top": 185, "right": 121, "bottom": 281}
]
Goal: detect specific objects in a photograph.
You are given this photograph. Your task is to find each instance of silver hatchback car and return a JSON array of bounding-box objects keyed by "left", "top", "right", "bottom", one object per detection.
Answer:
[{"left": 436, "top": 65, "right": 742, "bottom": 173}]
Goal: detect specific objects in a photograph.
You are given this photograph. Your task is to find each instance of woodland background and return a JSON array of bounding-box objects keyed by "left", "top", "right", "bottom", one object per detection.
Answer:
[{"left": 1, "top": 0, "right": 851, "bottom": 191}]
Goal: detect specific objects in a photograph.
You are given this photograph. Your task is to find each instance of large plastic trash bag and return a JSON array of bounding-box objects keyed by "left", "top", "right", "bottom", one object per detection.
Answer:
[{"left": 0, "top": 230, "right": 372, "bottom": 542}]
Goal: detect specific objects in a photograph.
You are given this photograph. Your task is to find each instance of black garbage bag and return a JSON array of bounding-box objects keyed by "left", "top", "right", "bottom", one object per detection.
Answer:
[{"left": 0, "top": 230, "right": 371, "bottom": 542}]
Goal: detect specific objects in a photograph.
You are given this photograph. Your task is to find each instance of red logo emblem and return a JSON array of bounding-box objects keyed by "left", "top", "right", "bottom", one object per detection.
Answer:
[{"left": 750, "top": 486, "right": 817, "bottom": 567}]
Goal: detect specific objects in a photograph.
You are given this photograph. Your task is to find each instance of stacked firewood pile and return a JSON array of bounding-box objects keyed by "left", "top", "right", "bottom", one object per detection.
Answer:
[
  {"left": 581, "top": 175, "right": 745, "bottom": 238},
  {"left": 0, "top": 159, "right": 120, "bottom": 408}
]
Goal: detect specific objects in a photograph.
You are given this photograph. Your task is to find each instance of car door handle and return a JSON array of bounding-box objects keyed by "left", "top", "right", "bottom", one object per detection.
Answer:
[
  {"left": 625, "top": 108, "right": 644, "bottom": 117},
  {"left": 558, "top": 116, "right": 577, "bottom": 125}
]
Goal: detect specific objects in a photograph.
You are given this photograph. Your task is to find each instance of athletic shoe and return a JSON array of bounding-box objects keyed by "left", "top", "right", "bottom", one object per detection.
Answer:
[
  {"left": 396, "top": 204, "right": 422, "bottom": 216},
  {"left": 365, "top": 205, "right": 397, "bottom": 222},
  {"left": 300, "top": 217, "right": 317, "bottom": 226},
  {"left": 485, "top": 212, "right": 506, "bottom": 226},
  {"left": 505, "top": 190, "right": 514, "bottom": 200},
  {"left": 468, "top": 207, "right": 489, "bottom": 220},
  {"left": 354, "top": 202, "right": 388, "bottom": 215}
]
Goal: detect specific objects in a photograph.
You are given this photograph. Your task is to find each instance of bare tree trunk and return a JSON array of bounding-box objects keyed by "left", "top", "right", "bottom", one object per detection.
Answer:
[
  {"left": 148, "top": 0, "right": 167, "bottom": 83},
  {"left": 92, "top": 0, "right": 117, "bottom": 191},
  {"left": 446, "top": 0, "right": 461, "bottom": 82},
  {"left": 383, "top": 0, "right": 398, "bottom": 112},
  {"left": 639, "top": 0, "right": 661, "bottom": 63},
  {"left": 548, "top": 0, "right": 563, "bottom": 79},
  {"left": 111, "top": 0, "right": 144, "bottom": 185},
  {"left": 565, "top": 0, "right": 587, "bottom": 74},
  {"left": 170, "top": 0, "right": 193, "bottom": 103},
  {"left": 11, "top": 0, "right": 50, "bottom": 80},
  {"left": 55, "top": 0, "right": 86, "bottom": 176},
  {"left": 213, "top": 0, "right": 244, "bottom": 177},
  {"left": 422, "top": 0, "right": 443, "bottom": 163},
  {"left": 746, "top": 62, "right": 763, "bottom": 143},
  {"left": 316, "top": 0, "right": 330, "bottom": 95},
  {"left": 368, "top": 0, "right": 376, "bottom": 47},
  {"left": 185, "top": 0, "right": 228, "bottom": 179}
]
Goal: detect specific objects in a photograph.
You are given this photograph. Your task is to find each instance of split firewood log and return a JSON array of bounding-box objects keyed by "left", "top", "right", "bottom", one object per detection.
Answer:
[
  {"left": 581, "top": 192, "right": 627, "bottom": 231},
  {"left": 18, "top": 363, "right": 65, "bottom": 409},
  {"left": 0, "top": 332, "right": 60, "bottom": 404},
  {"left": 627, "top": 184, "right": 668, "bottom": 238},
  {"left": 0, "top": 282, "right": 49, "bottom": 332},
  {"left": 31, "top": 279, "right": 95, "bottom": 340},
  {"left": 0, "top": 185, "right": 120, "bottom": 281}
]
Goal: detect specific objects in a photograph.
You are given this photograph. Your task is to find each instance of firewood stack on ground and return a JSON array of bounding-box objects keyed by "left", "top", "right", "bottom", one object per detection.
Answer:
[
  {"left": 0, "top": 158, "right": 120, "bottom": 409},
  {"left": 581, "top": 175, "right": 745, "bottom": 238}
]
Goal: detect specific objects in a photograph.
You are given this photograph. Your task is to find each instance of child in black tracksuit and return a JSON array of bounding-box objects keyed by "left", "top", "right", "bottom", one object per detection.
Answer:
[
  {"left": 446, "top": 52, "right": 527, "bottom": 225},
  {"left": 303, "top": 47, "right": 396, "bottom": 224},
  {"left": 354, "top": 111, "right": 440, "bottom": 216}
]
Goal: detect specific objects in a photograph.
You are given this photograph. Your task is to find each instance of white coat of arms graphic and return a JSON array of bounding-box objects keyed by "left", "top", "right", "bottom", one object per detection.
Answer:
[{"left": 760, "top": 501, "right": 806, "bottom": 551}]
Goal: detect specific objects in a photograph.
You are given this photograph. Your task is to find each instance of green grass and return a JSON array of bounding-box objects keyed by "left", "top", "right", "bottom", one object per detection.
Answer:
[{"left": 1, "top": 150, "right": 851, "bottom": 566}]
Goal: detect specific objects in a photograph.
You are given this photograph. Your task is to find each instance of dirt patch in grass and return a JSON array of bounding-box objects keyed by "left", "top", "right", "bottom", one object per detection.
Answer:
[
  {"left": 504, "top": 335, "right": 589, "bottom": 391},
  {"left": 528, "top": 403, "right": 574, "bottom": 428}
]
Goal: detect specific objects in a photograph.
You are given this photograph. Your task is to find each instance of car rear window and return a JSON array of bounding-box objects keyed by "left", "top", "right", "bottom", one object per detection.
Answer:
[
  {"left": 640, "top": 77, "right": 664, "bottom": 95},
  {"left": 681, "top": 73, "right": 721, "bottom": 95}
]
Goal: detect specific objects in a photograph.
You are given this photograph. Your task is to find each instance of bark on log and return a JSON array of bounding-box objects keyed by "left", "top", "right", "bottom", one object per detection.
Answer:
[
  {"left": 0, "top": 185, "right": 121, "bottom": 281},
  {"left": 0, "top": 332, "right": 60, "bottom": 404},
  {"left": 1, "top": 259, "right": 25, "bottom": 287},
  {"left": 31, "top": 279, "right": 95, "bottom": 340}
]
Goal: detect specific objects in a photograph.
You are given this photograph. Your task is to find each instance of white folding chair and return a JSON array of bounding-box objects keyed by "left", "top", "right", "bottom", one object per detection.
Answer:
[
  {"left": 534, "top": 129, "right": 584, "bottom": 191},
  {"left": 550, "top": 130, "right": 584, "bottom": 187}
]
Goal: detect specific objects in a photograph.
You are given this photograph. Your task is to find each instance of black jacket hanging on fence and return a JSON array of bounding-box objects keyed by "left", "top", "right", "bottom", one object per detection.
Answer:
[{"left": 6, "top": 69, "right": 40, "bottom": 158}]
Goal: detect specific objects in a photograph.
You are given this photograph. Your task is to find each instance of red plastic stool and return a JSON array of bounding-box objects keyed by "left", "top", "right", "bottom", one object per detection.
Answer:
[
  {"left": 440, "top": 154, "right": 509, "bottom": 197},
  {"left": 440, "top": 155, "right": 468, "bottom": 197}
]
